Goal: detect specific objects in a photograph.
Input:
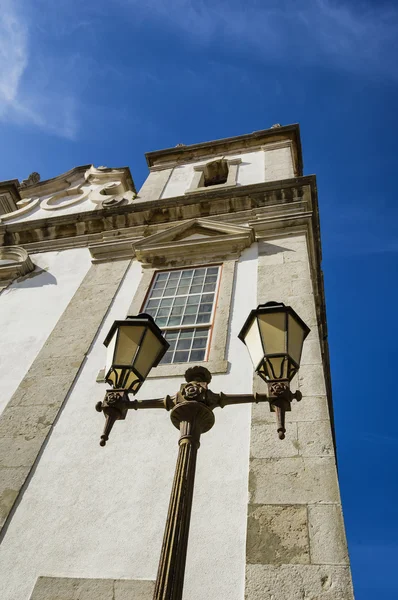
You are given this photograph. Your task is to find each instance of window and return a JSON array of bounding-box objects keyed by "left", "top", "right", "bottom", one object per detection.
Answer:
[
  {"left": 143, "top": 266, "right": 220, "bottom": 364},
  {"left": 203, "top": 159, "right": 229, "bottom": 187}
]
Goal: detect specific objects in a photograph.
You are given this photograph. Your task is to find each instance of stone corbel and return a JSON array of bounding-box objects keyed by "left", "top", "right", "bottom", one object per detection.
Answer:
[{"left": 0, "top": 246, "right": 34, "bottom": 289}]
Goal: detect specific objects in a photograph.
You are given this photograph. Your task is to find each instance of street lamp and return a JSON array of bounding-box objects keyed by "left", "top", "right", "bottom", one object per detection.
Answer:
[
  {"left": 96, "top": 302, "right": 310, "bottom": 600},
  {"left": 238, "top": 301, "right": 310, "bottom": 439}
]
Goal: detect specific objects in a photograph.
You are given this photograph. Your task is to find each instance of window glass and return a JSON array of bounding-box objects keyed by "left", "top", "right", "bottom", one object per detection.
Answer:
[{"left": 143, "top": 266, "right": 220, "bottom": 364}]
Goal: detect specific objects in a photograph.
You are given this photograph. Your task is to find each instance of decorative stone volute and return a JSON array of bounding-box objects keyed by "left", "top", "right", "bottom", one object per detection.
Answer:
[{"left": 0, "top": 246, "right": 34, "bottom": 289}]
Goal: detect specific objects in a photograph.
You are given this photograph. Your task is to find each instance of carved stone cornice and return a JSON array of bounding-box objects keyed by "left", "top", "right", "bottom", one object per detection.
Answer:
[{"left": 145, "top": 123, "right": 303, "bottom": 177}]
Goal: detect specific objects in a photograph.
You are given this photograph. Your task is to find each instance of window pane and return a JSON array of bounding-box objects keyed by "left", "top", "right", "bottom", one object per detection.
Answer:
[
  {"left": 157, "top": 272, "right": 169, "bottom": 281},
  {"left": 174, "top": 351, "right": 189, "bottom": 363},
  {"left": 197, "top": 313, "right": 211, "bottom": 323},
  {"left": 182, "top": 315, "right": 196, "bottom": 325},
  {"left": 169, "top": 271, "right": 180, "bottom": 280},
  {"left": 150, "top": 288, "right": 162, "bottom": 298},
  {"left": 180, "top": 329, "right": 194, "bottom": 338},
  {"left": 176, "top": 338, "right": 191, "bottom": 350},
  {"left": 190, "top": 285, "right": 202, "bottom": 294},
  {"left": 191, "top": 350, "right": 206, "bottom": 361},
  {"left": 192, "top": 337, "right": 207, "bottom": 349},
  {"left": 162, "top": 352, "right": 173, "bottom": 364},
  {"left": 203, "top": 283, "right": 216, "bottom": 292},
  {"left": 160, "top": 298, "right": 173, "bottom": 307},
  {"left": 207, "top": 267, "right": 218, "bottom": 275},
  {"left": 168, "top": 316, "right": 182, "bottom": 326}
]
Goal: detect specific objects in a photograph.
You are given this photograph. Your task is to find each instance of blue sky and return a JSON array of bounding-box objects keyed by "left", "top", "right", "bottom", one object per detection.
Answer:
[{"left": 1, "top": 0, "right": 398, "bottom": 596}]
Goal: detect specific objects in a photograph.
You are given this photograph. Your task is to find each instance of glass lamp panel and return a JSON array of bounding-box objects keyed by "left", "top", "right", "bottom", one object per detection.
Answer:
[
  {"left": 114, "top": 324, "right": 145, "bottom": 367},
  {"left": 134, "top": 328, "right": 164, "bottom": 378},
  {"left": 258, "top": 312, "right": 286, "bottom": 356},
  {"left": 267, "top": 356, "right": 288, "bottom": 380},
  {"left": 244, "top": 318, "right": 264, "bottom": 369},
  {"left": 105, "top": 330, "right": 118, "bottom": 378},
  {"left": 124, "top": 370, "right": 140, "bottom": 391},
  {"left": 288, "top": 314, "right": 306, "bottom": 365},
  {"left": 105, "top": 367, "right": 118, "bottom": 387}
]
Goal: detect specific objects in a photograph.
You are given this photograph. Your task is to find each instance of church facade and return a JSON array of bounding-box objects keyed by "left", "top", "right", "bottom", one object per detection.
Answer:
[{"left": 0, "top": 124, "right": 354, "bottom": 599}]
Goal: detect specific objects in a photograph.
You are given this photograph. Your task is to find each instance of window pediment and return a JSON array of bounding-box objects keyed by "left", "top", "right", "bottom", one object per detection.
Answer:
[{"left": 134, "top": 218, "right": 254, "bottom": 268}]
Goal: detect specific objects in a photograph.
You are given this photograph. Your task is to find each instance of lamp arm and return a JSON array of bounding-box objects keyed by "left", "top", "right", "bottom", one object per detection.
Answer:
[
  {"left": 217, "top": 392, "right": 269, "bottom": 408},
  {"left": 127, "top": 395, "right": 174, "bottom": 411}
]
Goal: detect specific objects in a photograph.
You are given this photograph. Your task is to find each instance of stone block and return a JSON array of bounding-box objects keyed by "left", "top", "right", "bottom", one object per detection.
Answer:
[
  {"left": 138, "top": 168, "right": 172, "bottom": 202},
  {"left": 308, "top": 505, "right": 349, "bottom": 565},
  {"left": 249, "top": 457, "right": 340, "bottom": 504},
  {"left": 298, "top": 365, "right": 327, "bottom": 396},
  {"left": 250, "top": 423, "right": 299, "bottom": 458},
  {"left": 26, "top": 355, "right": 83, "bottom": 380},
  {"left": 283, "top": 244, "right": 309, "bottom": 264},
  {"left": 0, "top": 404, "right": 59, "bottom": 437},
  {"left": 297, "top": 421, "right": 334, "bottom": 457},
  {"left": 9, "top": 374, "right": 74, "bottom": 408},
  {"left": 0, "top": 435, "right": 45, "bottom": 468},
  {"left": 114, "top": 579, "right": 155, "bottom": 599},
  {"left": 252, "top": 396, "right": 330, "bottom": 424},
  {"left": 247, "top": 504, "right": 309, "bottom": 565},
  {"left": 258, "top": 263, "right": 311, "bottom": 303},
  {"left": 292, "top": 277, "right": 313, "bottom": 296},
  {"left": 30, "top": 576, "right": 114, "bottom": 600},
  {"left": 0, "top": 466, "right": 30, "bottom": 527},
  {"left": 301, "top": 338, "right": 323, "bottom": 365},
  {"left": 81, "top": 259, "right": 130, "bottom": 287},
  {"left": 245, "top": 564, "right": 354, "bottom": 600},
  {"left": 286, "top": 294, "right": 317, "bottom": 328}
]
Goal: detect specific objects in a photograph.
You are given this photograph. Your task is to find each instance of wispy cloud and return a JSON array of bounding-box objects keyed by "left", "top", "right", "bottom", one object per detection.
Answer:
[
  {"left": 1, "top": 0, "right": 398, "bottom": 139},
  {"left": 119, "top": 0, "right": 398, "bottom": 80},
  {"left": 0, "top": 0, "right": 78, "bottom": 139}
]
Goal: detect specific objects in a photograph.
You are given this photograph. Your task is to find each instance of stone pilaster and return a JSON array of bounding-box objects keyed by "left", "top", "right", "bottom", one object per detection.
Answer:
[
  {"left": 245, "top": 236, "right": 354, "bottom": 599},
  {"left": 0, "top": 260, "right": 131, "bottom": 532}
]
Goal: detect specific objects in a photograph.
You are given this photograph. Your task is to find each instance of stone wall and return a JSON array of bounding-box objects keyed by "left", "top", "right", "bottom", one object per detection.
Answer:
[{"left": 245, "top": 234, "right": 354, "bottom": 600}]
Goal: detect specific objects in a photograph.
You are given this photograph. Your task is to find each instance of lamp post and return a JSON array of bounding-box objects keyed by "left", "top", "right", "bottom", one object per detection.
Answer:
[{"left": 95, "top": 302, "right": 310, "bottom": 600}]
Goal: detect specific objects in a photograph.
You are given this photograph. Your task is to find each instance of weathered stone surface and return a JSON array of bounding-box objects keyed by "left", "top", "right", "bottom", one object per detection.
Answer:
[
  {"left": 10, "top": 374, "right": 77, "bottom": 407},
  {"left": 251, "top": 396, "right": 330, "bottom": 424},
  {"left": 249, "top": 457, "right": 340, "bottom": 504},
  {"left": 114, "top": 579, "right": 155, "bottom": 599},
  {"left": 286, "top": 294, "right": 317, "bottom": 328},
  {"left": 30, "top": 577, "right": 114, "bottom": 599},
  {"left": 301, "top": 338, "right": 323, "bottom": 365},
  {"left": 0, "top": 435, "right": 45, "bottom": 468},
  {"left": 297, "top": 421, "right": 334, "bottom": 457},
  {"left": 250, "top": 423, "right": 299, "bottom": 458},
  {"left": 247, "top": 504, "right": 309, "bottom": 565},
  {"left": 138, "top": 167, "right": 172, "bottom": 202},
  {"left": 298, "top": 364, "right": 327, "bottom": 396},
  {"left": 0, "top": 403, "right": 59, "bottom": 437},
  {"left": 257, "top": 262, "right": 311, "bottom": 301},
  {"left": 0, "top": 466, "right": 30, "bottom": 527},
  {"left": 309, "top": 505, "right": 349, "bottom": 565},
  {"left": 245, "top": 564, "right": 354, "bottom": 600},
  {"left": 29, "top": 577, "right": 155, "bottom": 600}
]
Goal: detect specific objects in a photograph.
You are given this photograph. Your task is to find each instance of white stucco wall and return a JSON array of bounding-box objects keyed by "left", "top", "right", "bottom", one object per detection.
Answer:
[
  {"left": 0, "top": 246, "right": 258, "bottom": 600},
  {"left": 0, "top": 248, "right": 91, "bottom": 415},
  {"left": 158, "top": 146, "right": 294, "bottom": 199}
]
